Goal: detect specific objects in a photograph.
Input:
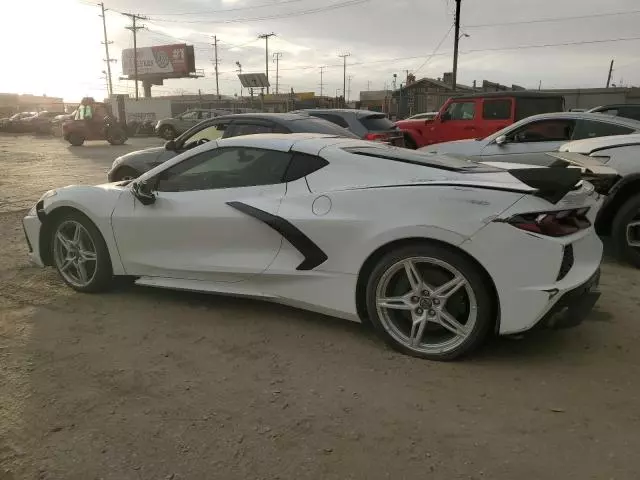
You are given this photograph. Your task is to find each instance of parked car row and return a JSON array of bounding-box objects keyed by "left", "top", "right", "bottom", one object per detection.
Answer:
[{"left": 1, "top": 110, "right": 71, "bottom": 134}]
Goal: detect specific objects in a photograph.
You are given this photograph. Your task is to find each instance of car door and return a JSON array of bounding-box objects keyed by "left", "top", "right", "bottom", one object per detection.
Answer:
[
  {"left": 111, "top": 145, "right": 292, "bottom": 283},
  {"left": 480, "top": 118, "right": 576, "bottom": 157},
  {"left": 479, "top": 98, "right": 513, "bottom": 138},
  {"left": 433, "top": 99, "right": 480, "bottom": 143},
  {"left": 178, "top": 111, "right": 200, "bottom": 131}
]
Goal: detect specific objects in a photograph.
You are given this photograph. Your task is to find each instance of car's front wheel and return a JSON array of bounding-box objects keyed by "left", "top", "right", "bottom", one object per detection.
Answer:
[
  {"left": 50, "top": 211, "right": 114, "bottom": 292},
  {"left": 611, "top": 194, "right": 640, "bottom": 268},
  {"left": 365, "top": 243, "right": 494, "bottom": 360}
]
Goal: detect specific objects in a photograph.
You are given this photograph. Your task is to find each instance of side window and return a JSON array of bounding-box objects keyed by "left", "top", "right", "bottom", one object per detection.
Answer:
[
  {"left": 183, "top": 122, "right": 227, "bottom": 147},
  {"left": 180, "top": 111, "right": 198, "bottom": 120},
  {"left": 509, "top": 119, "right": 575, "bottom": 143},
  {"left": 200, "top": 111, "right": 212, "bottom": 119},
  {"left": 445, "top": 101, "right": 476, "bottom": 120},
  {"left": 157, "top": 147, "right": 292, "bottom": 192},
  {"left": 618, "top": 107, "right": 640, "bottom": 121},
  {"left": 482, "top": 99, "right": 512, "bottom": 120},
  {"left": 283, "top": 153, "right": 329, "bottom": 182},
  {"left": 571, "top": 120, "right": 634, "bottom": 140},
  {"left": 312, "top": 113, "right": 349, "bottom": 128},
  {"left": 225, "top": 123, "right": 275, "bottom": 138}
]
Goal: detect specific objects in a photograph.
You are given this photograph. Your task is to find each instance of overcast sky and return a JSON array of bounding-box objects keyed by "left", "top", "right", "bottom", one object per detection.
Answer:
[{"left": 2, "top": 0, "right": 640, "bottom": 101}]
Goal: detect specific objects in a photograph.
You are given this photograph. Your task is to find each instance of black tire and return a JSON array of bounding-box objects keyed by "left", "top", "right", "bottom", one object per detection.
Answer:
[
  {"left": 49, "top": 210, "right": 114, "bottom": 293},
  {"left": 404, "top": 134, "right": 417, "bottom": 150},
  {"left": 112, "top": 166, "right": 140, "bottom": 182},
  {"left": 365, "top": 243, "right": 495, "bottom": 361},
  {"left": 159, "top": 125, "right": 176, "bottom": 140},
  {"left": 68, "top": 132, "right": 85, "bottom": 146},
  {"left": 107, "top": 128, "right": 127, "bottom": 145},
  {"left": 611, "top": 194, "right": 640, "bottom": 268}
]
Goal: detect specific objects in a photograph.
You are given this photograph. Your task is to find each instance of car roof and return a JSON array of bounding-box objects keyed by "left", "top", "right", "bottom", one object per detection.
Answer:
[
  {"left": 213, "top": 112, "right": 313, "bottom": 123},
  {"left": 452, "top": 90, "right": 564, "bottom": 100},
  {"left": 511, "top": 111, "right": 640, "bottom": 129},
  {"left": 296, "top": 109, "right": 386, "bottom": 118},
  {"left": 561, "top": 133, "right": 640, "bottom": 154}
]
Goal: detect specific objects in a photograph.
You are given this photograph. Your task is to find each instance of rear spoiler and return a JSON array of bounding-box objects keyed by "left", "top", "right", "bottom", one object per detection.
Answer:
[{"left": 508, "top": 168, "right": 582, "bottom": 204}]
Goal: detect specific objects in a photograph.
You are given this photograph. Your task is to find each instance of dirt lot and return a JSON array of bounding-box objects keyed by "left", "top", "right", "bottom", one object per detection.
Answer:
[{"left": 1, "top": 134, "right": 639, "bottom": 480}]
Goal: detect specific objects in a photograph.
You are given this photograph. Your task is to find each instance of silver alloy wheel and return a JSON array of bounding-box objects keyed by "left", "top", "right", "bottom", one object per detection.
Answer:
[
  {"left": 375, "top": 256, "right": 477, "bottom": 355},
  {"left": 53, "top": 220, "right": 98, "bottom": 288}
]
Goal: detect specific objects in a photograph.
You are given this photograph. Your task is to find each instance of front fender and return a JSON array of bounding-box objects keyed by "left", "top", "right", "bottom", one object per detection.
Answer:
[{"left": 38, "top": 185, "right": 127, "bottom": 274}]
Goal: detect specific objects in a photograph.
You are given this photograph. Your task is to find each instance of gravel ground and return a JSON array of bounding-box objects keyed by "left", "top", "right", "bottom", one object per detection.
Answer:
[{"left": 1, "top": 134, "right": 639, "bottom": 480}]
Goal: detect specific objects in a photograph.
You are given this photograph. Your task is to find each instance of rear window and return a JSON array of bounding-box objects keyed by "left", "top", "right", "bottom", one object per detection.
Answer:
[
  {"left": 482, "top": 99, "right": 512, "bottom": 120},
  {"left": 342, "top": 145, "right": 499, "bottom": 172},
  {"left": 288, "top": 117, "right": 358, "bottom": 138},
  {"left": 359, "top": 114, "right": 395, "bottom": 131},
  {"left": 515, "top": 97, "right": 564, "bottom": 121}
]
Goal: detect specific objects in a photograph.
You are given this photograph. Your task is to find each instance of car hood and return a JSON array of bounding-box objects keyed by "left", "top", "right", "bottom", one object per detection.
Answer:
[
  {"left": 112, "top": 146, "right": 177, "bottom": 170},
  {"left": 420, "top": 138, "right": 488, "bottom": 156}
]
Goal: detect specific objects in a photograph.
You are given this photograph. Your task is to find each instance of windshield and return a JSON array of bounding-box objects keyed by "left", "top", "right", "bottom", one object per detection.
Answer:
[
  {"left": 342, "top": 145, "right": 500, "bottom": 172},
  {"left": 289, "top": 117, "right": 359, "bottom": 138},
  {"left": 359, "top": 114, "right": 396, "bottom": 131}
]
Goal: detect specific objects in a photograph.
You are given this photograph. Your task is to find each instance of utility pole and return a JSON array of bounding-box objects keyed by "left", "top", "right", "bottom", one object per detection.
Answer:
[
  {"left": 338, "top": 53, "right": 351, "bottom": 106},
  {"left": 347, "top": 75, "right": 353, "bottom": 103},
  {"left": 213, "top": 36, "right": 220, "bottom": 99},
  {"left": 258, "top": 33, "right": 276, "bottom": 93},
  {"left": 123, "top": 13, "right": 147, "bottom": 100},
  {"left": 319, "top": 66, "right": 326, "bottom": 97},
  {"left": 367, "top": 80, "right": 371, "bottom": 91},
  {"left": 606, "top": 59, "right": 615, "bottom": 88},
  {"left": 452, "top": 0, "right": 462, "bottom": 91},
  {"left": 273, "top": 52, "right": 282, "bottom": 94},
  {"left": 236, "top": 61, "right": 243, "bottom": 98},
  {"left": 99, "top": 3, "right": 114, "bottom": 97}
]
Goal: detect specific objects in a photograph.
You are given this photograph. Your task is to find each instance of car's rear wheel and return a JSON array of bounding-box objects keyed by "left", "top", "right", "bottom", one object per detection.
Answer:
[
  {"left": 51, "top": 211, "right": 113, "bottom": 292},
  {"left": 611, "top": 194, "right": 640, "bottom": 268},
  {"left": 67, "top": 133, "right": 85, "bottom": 146},
  {"left": 112, "top": 166, "right": 140, "bottom": 182},
  {"left": 365, "top": 243, "right": 494, "bottom": 360},
  {"left": 107, "top": 128, "right": 127, "bottom": 145},
  {"left": 159, "top": 125, "right": 176, "bottom": 140}
]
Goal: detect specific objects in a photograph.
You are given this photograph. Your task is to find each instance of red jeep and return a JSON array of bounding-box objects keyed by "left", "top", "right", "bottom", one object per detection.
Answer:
[{"left": 397, "top": 91, "right": 564, "bottom": 149}]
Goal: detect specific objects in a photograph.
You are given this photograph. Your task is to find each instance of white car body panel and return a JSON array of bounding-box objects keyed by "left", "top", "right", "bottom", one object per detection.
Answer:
[
  {"left": 559, "top": 133, "right": 640, "bottom": 177},
  {"left": 23, "top": 134, "right": 604, "bottom": 335},
  {"left": 425, "top": 112, "right": 640, "bottom": 159}
]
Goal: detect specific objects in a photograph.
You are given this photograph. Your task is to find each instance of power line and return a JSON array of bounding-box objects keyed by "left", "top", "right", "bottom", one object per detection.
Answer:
[
  {"left": 414, "top": 24, "right": 453, "bottom": 74},
  {"left": 140, "top": 0, "right": 311, "bottom": 16},
  {"left": 466, "top": 8, "right": 640, "bottom": 28},
  {"left": 148, "top": 0, "right": 370, "bottom": 24}
]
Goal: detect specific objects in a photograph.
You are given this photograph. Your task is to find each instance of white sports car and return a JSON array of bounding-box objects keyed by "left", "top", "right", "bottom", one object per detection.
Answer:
[{"left": 23, "top": 133, "right": 604, "bottom": 360}]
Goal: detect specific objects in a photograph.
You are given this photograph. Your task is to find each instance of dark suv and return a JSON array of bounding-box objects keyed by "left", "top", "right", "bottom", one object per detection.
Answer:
[
  {"left": 292, "top": 109, "right": 405, "bottom": 147},
  {"left": 588, "top": 104, "right": 640, "bottom": 122},
  {"left": 107, "top": 113, "right": 357, "bottom": 182}
]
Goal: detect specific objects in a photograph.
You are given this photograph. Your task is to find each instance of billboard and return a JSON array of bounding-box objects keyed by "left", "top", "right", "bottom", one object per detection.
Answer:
[{"left": 122, "top": 44, "right": 196, "bottom": 77}]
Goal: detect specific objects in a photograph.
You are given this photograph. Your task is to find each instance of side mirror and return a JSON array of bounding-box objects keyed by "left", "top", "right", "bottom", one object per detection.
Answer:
[
  {"left": 495, "top": 135, "right": 507, "bottom": 146},
  {"left": 131, "top": 180, "right": 156, "bottom": 206},
  {"left": 165, "top": 139, "right": 176, "bottom": 151}
]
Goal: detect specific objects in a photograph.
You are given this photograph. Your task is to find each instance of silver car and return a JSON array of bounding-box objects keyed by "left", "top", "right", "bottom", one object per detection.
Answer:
[
  {"left": 422, "top": 112, "right": 640, "bottom": 159},
  {"left": 155, "top": 109, "right": 231, "bottom": 140}
]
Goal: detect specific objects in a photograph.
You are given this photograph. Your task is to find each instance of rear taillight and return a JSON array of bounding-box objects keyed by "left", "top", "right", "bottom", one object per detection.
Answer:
[
  {"left": 364, "top": 133, "right": 388, "bottom": 141},
  {"left": 506, "top": 208, "right": 591, "bottom": 237}
]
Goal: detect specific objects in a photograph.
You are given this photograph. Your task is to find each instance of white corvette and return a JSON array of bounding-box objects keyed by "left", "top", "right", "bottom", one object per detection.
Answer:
[{"left": 23, "top": 133, "right": 604, "bottom": 360}]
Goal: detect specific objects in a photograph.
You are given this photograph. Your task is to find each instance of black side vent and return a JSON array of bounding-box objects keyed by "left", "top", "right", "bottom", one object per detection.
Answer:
[{"left": 557, "top": 244, "right": 574, "bottom": 281}]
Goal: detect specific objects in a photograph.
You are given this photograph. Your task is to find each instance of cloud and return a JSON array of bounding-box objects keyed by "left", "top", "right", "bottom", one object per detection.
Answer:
[{"left": 1, "top": 0, "right": 639, "bottom": 101}]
